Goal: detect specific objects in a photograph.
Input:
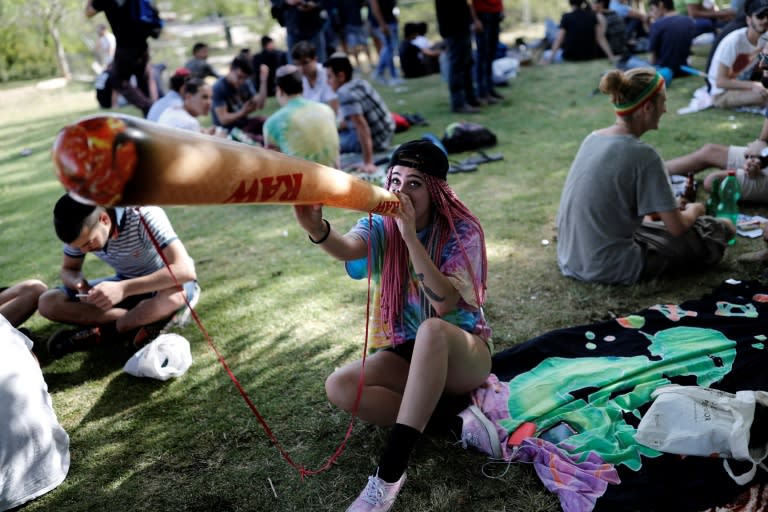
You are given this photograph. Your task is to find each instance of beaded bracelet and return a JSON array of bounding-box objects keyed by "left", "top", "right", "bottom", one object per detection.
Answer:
[{"left": 308, "top": 218, "right": 331, "bottom": 244}]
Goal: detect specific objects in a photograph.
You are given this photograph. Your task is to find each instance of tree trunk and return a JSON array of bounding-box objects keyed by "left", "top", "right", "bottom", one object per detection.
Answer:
[
  {"left": 522, "top": 0, "right": 531, "bottom": 26},
  {"left": 49, "top": 22, "right": 71, "bottom": 81}
]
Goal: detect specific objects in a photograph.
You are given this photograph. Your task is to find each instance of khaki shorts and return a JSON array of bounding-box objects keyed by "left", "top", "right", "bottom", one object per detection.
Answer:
[
  {"left": 712, "top": 89, "right": 768, "bottom": 110},
  {"left": 726, "top": 145, "right": 768, "bottom": 202},
  {"left": 637, "top": 217, "right": 733, "bottom": 280}
]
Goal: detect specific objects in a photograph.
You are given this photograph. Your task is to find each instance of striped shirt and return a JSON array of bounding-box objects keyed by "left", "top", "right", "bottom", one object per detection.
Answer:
[
  {"left": 337, "top": 78, "right": 395, "bottom": 152},
  {"left": 63, "top": 207, "right": 181, "bottom": 279}
]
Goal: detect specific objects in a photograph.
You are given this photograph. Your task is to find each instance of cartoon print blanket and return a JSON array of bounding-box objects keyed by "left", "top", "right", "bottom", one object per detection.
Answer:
[{"left": 475, "top": 279, "right": 768, "bottom": 512}]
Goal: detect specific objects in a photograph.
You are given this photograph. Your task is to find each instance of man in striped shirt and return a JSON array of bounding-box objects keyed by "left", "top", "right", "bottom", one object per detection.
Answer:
[{"left": 39, "top": 194, "right": 199, "bottom": 358}]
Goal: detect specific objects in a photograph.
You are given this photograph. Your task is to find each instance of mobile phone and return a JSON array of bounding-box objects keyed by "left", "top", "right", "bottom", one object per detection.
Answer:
[{"left": 540, "top": 421, "right": 578, "bottom": 444}]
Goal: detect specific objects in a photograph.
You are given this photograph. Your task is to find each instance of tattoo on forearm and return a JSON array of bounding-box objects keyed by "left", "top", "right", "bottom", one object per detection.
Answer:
[{"left": 416, "top": 272, "right": 445, "bottom": 302}]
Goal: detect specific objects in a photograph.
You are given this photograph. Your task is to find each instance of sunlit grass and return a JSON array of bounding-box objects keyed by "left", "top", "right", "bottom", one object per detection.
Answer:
[{"left": 2, "top": 42, "right": 767, "bottom": 511}]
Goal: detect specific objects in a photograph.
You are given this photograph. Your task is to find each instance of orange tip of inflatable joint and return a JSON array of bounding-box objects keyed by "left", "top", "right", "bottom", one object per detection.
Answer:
[{"left": 507, "top": 421, "right": 536, "bottom": 447}]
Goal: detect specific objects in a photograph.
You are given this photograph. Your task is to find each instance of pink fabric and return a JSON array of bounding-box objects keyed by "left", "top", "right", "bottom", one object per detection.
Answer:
[
  {"left": 510, "top": 438, "right": 621, "bottom": 512},
  {"left": 471, "top": 374, "right": 621, "bottom": 512}
]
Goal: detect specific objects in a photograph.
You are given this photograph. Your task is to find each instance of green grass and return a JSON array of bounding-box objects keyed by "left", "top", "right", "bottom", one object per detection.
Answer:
[{"left": 2, "top": 44, "right": 767, "bottom": 511}]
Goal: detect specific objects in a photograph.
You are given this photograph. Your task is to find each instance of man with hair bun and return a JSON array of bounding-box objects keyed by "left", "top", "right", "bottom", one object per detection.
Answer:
[{"left": 556, "top": 67, "right": 734, "bottom": 285}]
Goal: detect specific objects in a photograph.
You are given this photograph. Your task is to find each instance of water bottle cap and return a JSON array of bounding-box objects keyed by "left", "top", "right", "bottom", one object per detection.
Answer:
[{"left": 727, "top": 169, "right": 736, "bottom": 176}]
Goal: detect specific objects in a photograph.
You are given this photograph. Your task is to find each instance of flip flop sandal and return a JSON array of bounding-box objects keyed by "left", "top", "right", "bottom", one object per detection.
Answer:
[
  {"left": 448, "top": 161, "right": 478, "bottom": 173},
  {"left": 462, "top": 151, "right": 504, "bottom": 166}
]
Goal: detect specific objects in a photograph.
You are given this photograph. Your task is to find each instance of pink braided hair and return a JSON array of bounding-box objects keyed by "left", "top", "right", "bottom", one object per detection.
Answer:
[{"left": 379, "top": 172, "right": 487, "bottom": 344}]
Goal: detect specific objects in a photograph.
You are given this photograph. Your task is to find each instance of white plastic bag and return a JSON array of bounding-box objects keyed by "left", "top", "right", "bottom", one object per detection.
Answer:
[
  {"left": 123, "top": 333, "right": 192, "bottom": 381},
  {"left": 635, "top": 384, "right": 768, "bottom": 485}
]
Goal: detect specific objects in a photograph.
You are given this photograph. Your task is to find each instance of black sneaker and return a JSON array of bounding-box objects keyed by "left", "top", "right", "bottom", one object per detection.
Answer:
[{"left": 47, "top": 327, "right": 102, "bottom": 359}]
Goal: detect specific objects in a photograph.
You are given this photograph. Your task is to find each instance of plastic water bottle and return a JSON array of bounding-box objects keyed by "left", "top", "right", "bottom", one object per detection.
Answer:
[
  {"left": 716, "top": 170, "right": 741, "bottom": 245},
  {"left": 683, "top": 172, "right": 697, "bottom": 203},
  {"left": 705, "top": 177, "right": 720, "bottom": 216}
]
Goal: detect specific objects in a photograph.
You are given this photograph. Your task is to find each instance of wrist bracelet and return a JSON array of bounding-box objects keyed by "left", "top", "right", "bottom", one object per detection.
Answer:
[{"left": 308, "top": 219, "right": 331, "bottom": 244}]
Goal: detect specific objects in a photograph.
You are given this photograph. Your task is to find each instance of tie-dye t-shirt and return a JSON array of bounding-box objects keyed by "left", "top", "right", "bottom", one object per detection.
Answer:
[
  {"left": 345, "top": 214, "right": 491, "bottom": 349},
  {"left": 262, "top": 96, "right": 339, "bottom": 168}
]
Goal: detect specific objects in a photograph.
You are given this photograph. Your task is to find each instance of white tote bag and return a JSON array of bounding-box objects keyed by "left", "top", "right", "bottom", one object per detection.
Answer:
[{"left": 635, "top": 384, "right": 768, "bottom": 485}]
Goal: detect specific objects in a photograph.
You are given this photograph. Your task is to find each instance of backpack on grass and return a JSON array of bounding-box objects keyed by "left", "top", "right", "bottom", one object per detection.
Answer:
[{"left": 441, "top": 122, "right": 497, "bottom": 154}]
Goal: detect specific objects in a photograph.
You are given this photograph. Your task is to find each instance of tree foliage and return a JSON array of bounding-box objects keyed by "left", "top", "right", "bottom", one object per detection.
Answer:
[{"left": 0, "top": 0, "right": 562, "bottom": 83}]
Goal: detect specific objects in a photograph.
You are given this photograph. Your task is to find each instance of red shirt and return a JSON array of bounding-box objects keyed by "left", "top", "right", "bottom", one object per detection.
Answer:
[{"left": 473, "top": 0, "right": 503, "bottom": 14}]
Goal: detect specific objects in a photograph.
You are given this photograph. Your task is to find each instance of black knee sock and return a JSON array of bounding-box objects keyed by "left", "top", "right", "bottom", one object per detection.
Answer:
[
  {"left": 377, "top": 423, "right": 421, "bottom": 483},
  {"left": 446, "top": 416, "right": 464, "bottom": 439}
]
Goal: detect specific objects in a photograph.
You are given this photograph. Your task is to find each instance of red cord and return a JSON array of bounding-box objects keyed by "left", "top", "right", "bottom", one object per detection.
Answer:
[{"left": 137, "top": 209, "right": 374, "bottom": 478}]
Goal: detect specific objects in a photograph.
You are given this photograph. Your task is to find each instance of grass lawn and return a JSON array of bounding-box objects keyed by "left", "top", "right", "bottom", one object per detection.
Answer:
[{"left": 2, "top": 45, "right": 767, "bottom": 511}]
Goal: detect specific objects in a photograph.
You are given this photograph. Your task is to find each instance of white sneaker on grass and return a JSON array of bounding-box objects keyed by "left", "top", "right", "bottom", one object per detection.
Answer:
[
  {"left": 345, "top": 471, "right": 406, "bottom": 512},
  {"left": 458, "top": 404, "right": 503, "bottom": 458},
  {"left": 170, "top": 281, "right": 201, "bottom": 327}
]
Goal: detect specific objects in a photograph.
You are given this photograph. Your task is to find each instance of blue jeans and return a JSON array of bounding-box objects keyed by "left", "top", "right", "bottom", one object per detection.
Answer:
[
  {"left": 474, "top": 12, "right": 502, "bottom": 97},
  {"left": 444, "top": 35, "right": 476, "bottom": 110},
  {"left": 371, "top": 22, "right": 400, "bottom": 80},
  {"left": 339, "top": 127, "right": 362, "bottom": 153}
]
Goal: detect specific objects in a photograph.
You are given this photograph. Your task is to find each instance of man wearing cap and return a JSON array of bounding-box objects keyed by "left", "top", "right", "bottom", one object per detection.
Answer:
[
  {"left": 666, "top": 42, "right": 768, "bottom": 202},
  {"left": 293, "top": 139, "right": 492, "bottom": 512},
  {"left": 705, "top": 0, "right": 768, "bottom": 109},
  {"left": 146, "top": 67, "right": 191, "bottom": 122},
  {"left": 324, "top": 53, "right": 395, "bottom": 174},
  {"left": 38, "top": 195, "right": 200, "bottom": 358},
  {"left": 263, "top": 64, "right": 339, "bottom": 168}
]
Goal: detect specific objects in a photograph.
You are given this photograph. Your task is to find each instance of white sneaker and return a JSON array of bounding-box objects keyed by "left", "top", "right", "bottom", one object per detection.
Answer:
[
  {"left": 345, "top": 471, "right": 406, "bottom": 512},
  {"left": 458, "top": 404, "right": 503, "bottom": 458},
  {"left": 170, "top": 281, "right": 201, "bottom": 327}
]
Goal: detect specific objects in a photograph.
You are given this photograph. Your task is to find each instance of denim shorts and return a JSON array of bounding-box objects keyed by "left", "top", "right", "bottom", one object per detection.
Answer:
[{"left": 60, "top": 276, "right": 196, "bottom": 310}]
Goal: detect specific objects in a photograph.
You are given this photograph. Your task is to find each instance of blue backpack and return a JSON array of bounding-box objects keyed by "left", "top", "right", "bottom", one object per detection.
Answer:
[{"left": 131, "top": 0, "right": 163, "bottom": 39}]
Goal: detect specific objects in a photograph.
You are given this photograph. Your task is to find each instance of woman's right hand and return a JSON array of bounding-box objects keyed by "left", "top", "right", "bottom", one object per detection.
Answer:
[{"left": 293, "top": 204, "right": 324, "bottom": 235}]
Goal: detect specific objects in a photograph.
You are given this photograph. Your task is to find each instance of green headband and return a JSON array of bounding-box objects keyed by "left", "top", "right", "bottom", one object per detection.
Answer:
[{"left": 614, "top": 72, "right": 665, "bottom": 116}]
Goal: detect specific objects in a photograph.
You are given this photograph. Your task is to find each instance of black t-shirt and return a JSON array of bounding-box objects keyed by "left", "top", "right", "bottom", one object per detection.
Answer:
[
  {"left": 560, "top": 9, "right": 598, "bottom": 62},
  {"left": 435, "top": 0, "right": 471, "bottom": 38},
  {"left": 92, "top": 0, "right": 149, "bottom": 51},
  {"left": 252, "top": 50, "right": 288, "bottom": 97},
  {"left": 399, "top": 41, "right": 425, "bottom": 78},
  {"left": 282, "top": 0, "right": 327, "bottom": 37}
]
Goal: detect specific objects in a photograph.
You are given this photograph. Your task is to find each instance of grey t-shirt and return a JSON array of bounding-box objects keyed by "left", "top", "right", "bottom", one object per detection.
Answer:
[
  {"left": 0, "top": 314, "right": 70, "bottom": 510},
  {"left": 556, "top": 132, "right": 677, "bottom": 284}
]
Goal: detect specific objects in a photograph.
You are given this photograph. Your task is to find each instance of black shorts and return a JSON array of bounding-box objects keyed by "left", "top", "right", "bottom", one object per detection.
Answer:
[{"left": 383, "top": 339, "right": 416, "bottom": 362}]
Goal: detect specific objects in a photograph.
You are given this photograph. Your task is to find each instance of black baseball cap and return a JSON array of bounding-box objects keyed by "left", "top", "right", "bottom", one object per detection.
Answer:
[
  {"left": 53, "top": 193, "right": 97, "bottom": 243},
  {"left": 747, "top": 0, "right": 768, "bottom": 16},
  {"left": 389, "top": 140, "right": 449, "bottom": 181}
]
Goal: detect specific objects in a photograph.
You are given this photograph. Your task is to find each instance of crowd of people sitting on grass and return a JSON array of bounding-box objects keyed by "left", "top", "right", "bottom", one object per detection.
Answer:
[{"left": 8, "top": 1, "right": 768, "bottom": 511}]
